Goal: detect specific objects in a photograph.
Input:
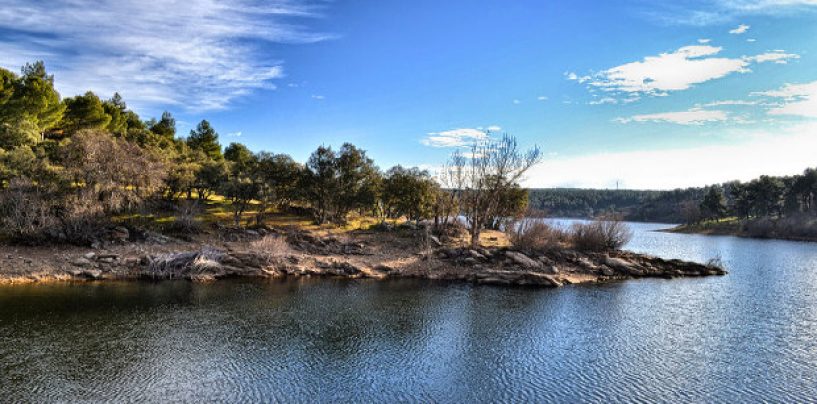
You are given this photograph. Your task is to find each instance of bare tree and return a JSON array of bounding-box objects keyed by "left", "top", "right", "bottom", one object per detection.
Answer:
[{"left": 447, "top": 133, "right": 542, "bottom": 248}]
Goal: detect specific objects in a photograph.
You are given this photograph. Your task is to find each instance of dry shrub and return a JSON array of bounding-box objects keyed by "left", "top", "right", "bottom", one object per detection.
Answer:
[
  {"left": 570, "top": 216, "right": 633, "bottom": 252},
  {"left": 506, "top": 220, "right": 568, "bottom": 252},
  {"left": 166, "top": 200, "right": 203, "bottom": 235},
  {"left": 0, "top": 178, "right": 57, "bottom": 243},
  {"left": 250, "top": 235, "right": 292, "bottom": 262}
]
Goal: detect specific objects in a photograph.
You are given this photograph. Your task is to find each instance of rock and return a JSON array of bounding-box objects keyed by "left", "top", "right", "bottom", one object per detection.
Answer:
[
  {"left": 429, "top": 235, "right": 442, "bottom": 247},
  {"left": 462, "top": 257, "right": 478, "bottom": 265},
  {"left": 467, "top": 250, "right": 486, "bottom": 260},
  {"left": 83, "top": 252, "right": 96, "bottom": 260},
  {"left": 544, "top": 265, "right": 559, "bottom": 275},
  {"left": 373, "top": 264, "right": 394, "bottom": 273},
  {"left": 72, "top": 257, "right": 93, "bottom": 267},
  {"left": 82, "top": 269, "right": 103, "bottom": 279},
  {"left": 505, "top": 251, "right": 542, "bottom": 269}
]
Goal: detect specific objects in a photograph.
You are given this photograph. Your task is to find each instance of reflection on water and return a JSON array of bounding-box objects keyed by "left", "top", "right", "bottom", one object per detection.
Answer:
[{"left": 1, "top": 223, "right": 816, "bottom": 402}]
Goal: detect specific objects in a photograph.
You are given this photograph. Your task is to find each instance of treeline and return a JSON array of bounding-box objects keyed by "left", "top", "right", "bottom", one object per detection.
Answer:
[
  {"left": 0, "top": 62, "right": 537, "bottom": 247},
  {"left": 528, "top": 188, "right": 705, "bottom": 223},
  {"left": 529, "top": 169, "right": 817, "bottom": 233}
]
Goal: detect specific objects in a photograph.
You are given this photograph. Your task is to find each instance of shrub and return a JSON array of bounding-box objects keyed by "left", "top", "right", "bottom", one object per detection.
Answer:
[
  {"left": 506, "top": 220, "right": 568, "bottom": 252},
  {"left": 250, "top": 235, "right": 292, "bottom": 262},
  {"left": 0, "top": 178, "right": 57, "bottom": 243},
  {"left": 570, "top": 216, "right": 632, "bottom": 252},
  {"left": 166, "top": 200, "right": 203, "bottom": 235}
]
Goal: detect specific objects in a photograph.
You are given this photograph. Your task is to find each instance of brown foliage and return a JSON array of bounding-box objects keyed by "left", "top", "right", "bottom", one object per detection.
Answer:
[{"left": 570, "top": 216, "right": 633, "bottom": 252}]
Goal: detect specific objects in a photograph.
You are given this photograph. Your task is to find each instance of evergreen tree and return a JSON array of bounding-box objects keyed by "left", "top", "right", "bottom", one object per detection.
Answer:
[
  {"left": 187, "top": 120, "right": 222, "bottom": 160},
  {"left": 58, "top": 91, "right": 111, "bottom": 135}
]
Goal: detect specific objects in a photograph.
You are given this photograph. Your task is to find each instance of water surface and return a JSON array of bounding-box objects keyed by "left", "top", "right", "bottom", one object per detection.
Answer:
[{"left": 1, "top": 223, "right": 816, "bottom": 402}]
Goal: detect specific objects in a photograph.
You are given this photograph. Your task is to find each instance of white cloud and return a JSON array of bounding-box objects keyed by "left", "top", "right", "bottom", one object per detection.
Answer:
[
  {"left": 421, "top": 128, "right": 489, "bottom": 148},
  {"left": 513, "top": 99, "right": 521, "bottom": 105},
  {"left": 700, "top": 100, "right": 759, "bottom": 107},
  {"left": 523, "top": 122, "right": 817, "bottom": 189},
  {"left": 571, "top": 44, "right": 799, "bottom": 100},
  {"left": 311, "top": 95, "right": 325, "bottom": 100},
  {"left": 582, "top": 45, "right": 750, "bottom": 95},
  {"left": 616, "top": 108, "right": 729, "bottom": 125},
  {"left": 749, "top": 51, "right": 800, "bottom": 64},
  {"left": 755, "top": 81, "right": 817, "bottom": 118},
  {"left": 486, "top": 125, "right": 502, "bottom": 132},
  {"left": 729, "top": 24, "right": 751, "bottom": 34},
  {"left": 747, "top": 38, "right": 757, "bottom": 42},
  {"left": 537, "top": 96, "right": 548, "bottom": 101},
  {"left": 589, "top": 97, "right": 619, "bottom": 105},
  {"left": 227, "top": 131, "right": 242, "bottom": 137},
  {"left": 698, "top": 38, "right": 712, "bottom": 44},
  {"left": 0, "top": 0, "right": 331, "bottom": 112}
]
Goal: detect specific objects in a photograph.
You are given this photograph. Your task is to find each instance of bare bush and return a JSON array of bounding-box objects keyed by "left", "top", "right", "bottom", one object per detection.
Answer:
[
  {"left": 166, "top": 200, "right": 203, "bottom": 235},
  {"left": 0, "top": 178, "right": 57, "bottom": 243},
  {"left": 250, "top": 235, "right": 292, "bottom": 262},
  {"left": 506, "top": 220, "right": 568, "bottom": 252},
  {"left": 570, "top": 216, "right": 633, "bottom": 252}
]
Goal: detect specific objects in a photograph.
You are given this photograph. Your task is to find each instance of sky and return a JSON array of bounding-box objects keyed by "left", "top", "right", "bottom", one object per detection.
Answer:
[{"left": 1, "top": 0, "right": 817, "bottom": 189}]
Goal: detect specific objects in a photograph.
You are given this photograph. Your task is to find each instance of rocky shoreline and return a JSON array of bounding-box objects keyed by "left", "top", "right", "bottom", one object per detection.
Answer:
[{"left": 0, "top": 229, "right": 726, "bottom": 287}]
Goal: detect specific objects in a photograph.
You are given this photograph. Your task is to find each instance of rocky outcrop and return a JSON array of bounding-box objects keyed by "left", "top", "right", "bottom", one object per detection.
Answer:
[{"left": 1, "top": 232, "right": 727, "bottom": 287}]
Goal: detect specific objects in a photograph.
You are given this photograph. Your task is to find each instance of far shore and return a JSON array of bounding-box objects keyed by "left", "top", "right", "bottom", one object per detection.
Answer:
[{"left": 662, "top": 219, "right": 817, "bottom": 243}]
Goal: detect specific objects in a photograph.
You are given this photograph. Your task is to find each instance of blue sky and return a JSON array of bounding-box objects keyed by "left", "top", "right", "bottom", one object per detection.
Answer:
[{"left": 2, "top": 0, "right": 817, "bottom": 189}]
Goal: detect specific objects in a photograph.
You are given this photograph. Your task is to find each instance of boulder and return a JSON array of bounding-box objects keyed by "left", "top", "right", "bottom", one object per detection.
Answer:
[
  {"left": 505, "top": 251, "right": 542, "bottom": 269},
  {"left": 429, "top": 236, "right": 443, "bottom": 247},
  {"left": 544, "top": 265, "right": 560, "bottom": 275},
  {"left": 72, "top": 257, "right": 93, "bottom": 267}
]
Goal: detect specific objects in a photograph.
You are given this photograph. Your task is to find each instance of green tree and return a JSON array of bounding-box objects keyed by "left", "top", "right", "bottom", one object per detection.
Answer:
[
  {"left": 103, "top": 93, "right": 129, "bottom": 135},
  {"left": 149, "top": 111, "right": 176, "bottom": 141},
  {"left": 700, "top": 185, "right": 727, "bottom": 220},
  {"left": 57, "top": 91, "right": 111, "bottom": 135},
  {"left": 187, "top": 120, "right": 222, "bottom": 160},
  {"left": 0, "top": 62, "right": 65, "bottom": 146},
  {"left": 252, "top": 152, "right": 303, "bottom": 224},
  {"left": 381, "top": 165, "right": 437, "bottom": 222}
]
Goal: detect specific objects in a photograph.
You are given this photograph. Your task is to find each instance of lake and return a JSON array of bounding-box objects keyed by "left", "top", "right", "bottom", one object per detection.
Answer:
[{"left": 1, "top": 222, "right": 816, "bottom": 402}]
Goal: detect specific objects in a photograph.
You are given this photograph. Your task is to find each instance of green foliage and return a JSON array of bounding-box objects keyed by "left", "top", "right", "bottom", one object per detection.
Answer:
[
  {"left": 381, "top": 165, "right": 437, "bottom": 221},
  {"left": 700, "top": 185, "right": 727, "bottom": 220},
  {"left": 58, "top": 91, "right": 112, "bottom": 135},
  {"left": 0, "top": 62, "right": 64, "bottom": 146},
  {"left": 303, "top": 143, "right": 380, "bottom": 224},
  {"left": 187, "top": 120, "right": 222, "bottom": 160},
  {"left": 149, "top": 111, "right": 176, "bottom": 140}
]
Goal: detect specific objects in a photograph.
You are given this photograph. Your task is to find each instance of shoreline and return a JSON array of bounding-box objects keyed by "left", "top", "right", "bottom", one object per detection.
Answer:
[
  {"left": 0, "top": 229, "right": 726, "bottom": 287},
  {"left": 661, "top": 223, "right": 817, "bottom": 243}
]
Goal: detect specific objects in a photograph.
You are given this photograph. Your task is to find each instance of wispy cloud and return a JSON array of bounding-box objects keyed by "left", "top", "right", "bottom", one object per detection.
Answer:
[
  {"left": 646, "top": 1, "right": 817, "bottom": 25},
  {"left": 729, "top": 23, "right": 751, "bottom": 34},
  {"left": 421, "top": 128, "right": 489, "bottom": 148},
  {"left": 755, "top": 81, "right": 817, "bottom": 118},
  {"left": 568, "top": 44, "right": 798, "bottom": 100},
  {"left": 0, "top": 0, "right": 332, "bottom": 112},
  {"left": 228, "top": 131, "right": 243, "bottom": 137},
  {"left": 615, "top": 108, "right": 729, "bottom": 125},
  {"left": 311, "top": 95, "right": 326, "bottom": 100}
]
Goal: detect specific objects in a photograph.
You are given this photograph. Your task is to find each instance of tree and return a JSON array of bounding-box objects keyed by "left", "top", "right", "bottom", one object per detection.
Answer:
[
  {"left": 149, "top": 111, "right": 176, "bottom": 140},
  {"left": 302, "top": 143, "right": 380, "bottom": 224},
  {"left": 224, "top": 142, "right": 254, "bottom": 171},
  {"left": 252, "top": 152, "right": 303, "bottom": 224},
  {"left": 447, "top": 133, "right": 542, "bottom": 247},
  {"left": 103, "top": 93, "right": 129, "bottom": 135},
  {"left": 187, "top": 120, "right": 222, "bottom": 160},
  {"left": 57, "top": 91, "right": 111, "bottom": 135},
  {"left": 381, "top": 165, "right": 437, "bottom": 222},
  {"left": 0, "top": 62, "right": 64, "bottom": 145},
  {"left": 700, "top": 185, "right": 727, "bottom": 220}
]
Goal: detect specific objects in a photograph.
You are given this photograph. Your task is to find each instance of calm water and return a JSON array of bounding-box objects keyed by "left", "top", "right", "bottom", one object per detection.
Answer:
[{"left": 2, "top": 223, "right": 817, "bottom": 402}]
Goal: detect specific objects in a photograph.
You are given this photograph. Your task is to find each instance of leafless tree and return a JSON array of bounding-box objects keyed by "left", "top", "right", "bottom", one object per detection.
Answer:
[{"left": 446, "top": 133, "right": 542, "bottom": 248}]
